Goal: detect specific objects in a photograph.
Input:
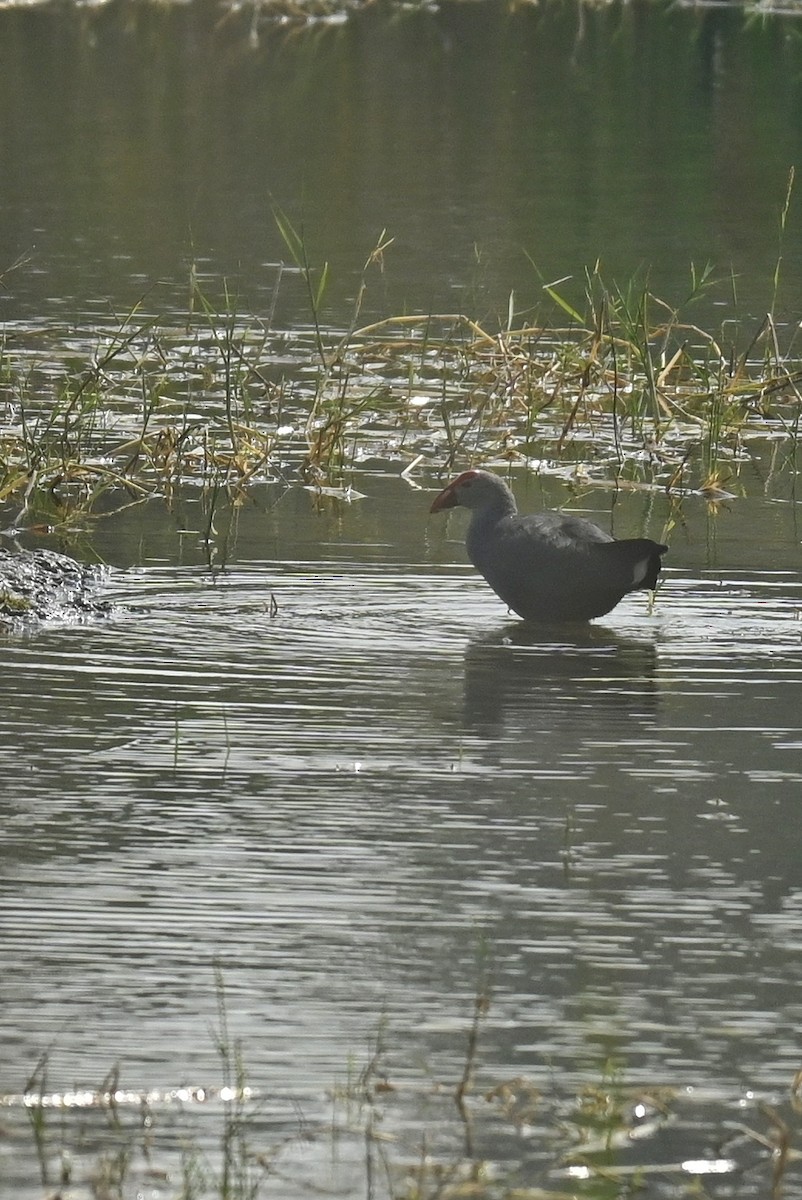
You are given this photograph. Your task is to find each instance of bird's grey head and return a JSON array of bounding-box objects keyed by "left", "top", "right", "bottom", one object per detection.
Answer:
[{"left": 430, "top": 470, "right": 515, "bottom": 514}]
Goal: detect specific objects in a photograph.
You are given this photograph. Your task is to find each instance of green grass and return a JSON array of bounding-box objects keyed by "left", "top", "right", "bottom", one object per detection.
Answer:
[{"left": 2, "top": 231, "right": 802, "bottom": 544}]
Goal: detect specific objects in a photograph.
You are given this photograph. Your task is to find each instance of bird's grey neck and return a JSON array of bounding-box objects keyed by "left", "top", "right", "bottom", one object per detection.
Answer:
[
  {"left": 465, "top": 493, "right": 516, "bottom": 553},
  {"left": 472, "top": 491, "right": 517, "bottom": 523}
]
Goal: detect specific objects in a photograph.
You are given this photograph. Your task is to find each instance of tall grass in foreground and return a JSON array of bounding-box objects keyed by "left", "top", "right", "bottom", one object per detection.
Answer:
[{"left": 10, "top": 968, "right": 802, "bottom": 1199}]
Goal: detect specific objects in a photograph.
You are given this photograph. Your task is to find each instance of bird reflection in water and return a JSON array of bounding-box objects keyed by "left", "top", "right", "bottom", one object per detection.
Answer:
[{"left": 462, "top": 621, "right": 659, "bottom": 738}]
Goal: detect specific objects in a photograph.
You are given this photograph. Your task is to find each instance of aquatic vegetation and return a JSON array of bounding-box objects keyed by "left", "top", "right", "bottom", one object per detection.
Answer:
[
  {"left": 1, "top": 235, "right": 801, "bottom": 540},
  {"left": 6, "top": 985, "right": 802, "bottom": 1199}
]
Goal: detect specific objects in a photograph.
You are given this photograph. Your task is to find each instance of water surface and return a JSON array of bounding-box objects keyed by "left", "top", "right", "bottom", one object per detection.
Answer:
[
  {"left": 2, "top": 477, "right": 802, "bottom": 1196},
  {"left": 2, "top": 0, "right": 802, "bottom": 331}
]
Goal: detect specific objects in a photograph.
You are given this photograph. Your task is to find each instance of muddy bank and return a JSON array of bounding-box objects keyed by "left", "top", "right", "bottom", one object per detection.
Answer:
[{"left": 0, "top": 547, "right": 112, "bottom": 630}]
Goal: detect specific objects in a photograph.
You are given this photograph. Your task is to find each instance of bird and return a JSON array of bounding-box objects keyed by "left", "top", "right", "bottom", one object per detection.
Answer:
[{"left": 430, "top": 469, "right": 668, "bottom": 623}]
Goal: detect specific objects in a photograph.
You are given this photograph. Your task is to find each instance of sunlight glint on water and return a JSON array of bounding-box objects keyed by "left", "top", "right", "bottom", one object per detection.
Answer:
[{"left": 2, "top": 558, "right": 802, "bottom": 1195}]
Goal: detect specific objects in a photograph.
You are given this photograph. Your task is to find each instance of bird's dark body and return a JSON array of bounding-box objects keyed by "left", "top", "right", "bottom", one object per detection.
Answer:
[{"left": 431, "top": 470, "right": 667, "bottom": 624}]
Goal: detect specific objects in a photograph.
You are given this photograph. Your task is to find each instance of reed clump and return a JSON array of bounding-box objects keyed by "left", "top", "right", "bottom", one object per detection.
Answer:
[{"left": 2, "top": 245, "right": 801, "bottom": 537}]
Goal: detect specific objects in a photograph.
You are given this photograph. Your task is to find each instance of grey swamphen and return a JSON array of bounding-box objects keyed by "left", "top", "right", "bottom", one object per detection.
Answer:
[{"left": 430, "top": 469, "right": 668, "bottom": 623}]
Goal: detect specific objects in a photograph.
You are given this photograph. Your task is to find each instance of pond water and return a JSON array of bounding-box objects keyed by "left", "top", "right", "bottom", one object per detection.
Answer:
[
  {"left": 2, "top": 474, "right": 802, "bottom": 1196},
  {"left": 3, "top": 0, "right": 802, "bottom": 329},
  {"left": 3, "top": 0, "right": 802, "bottom": 1196}
]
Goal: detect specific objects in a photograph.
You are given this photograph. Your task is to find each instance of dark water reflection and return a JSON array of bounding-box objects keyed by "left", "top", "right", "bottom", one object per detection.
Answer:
[
  {"left": 1, "top": 477, "right": 802, "bottom": 1195},
  {"left": 3, "top": 0, "right": 802, "bottom": 329},
  {"left": 463, "top": 624, "right": 659, "bottom": 734}
]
